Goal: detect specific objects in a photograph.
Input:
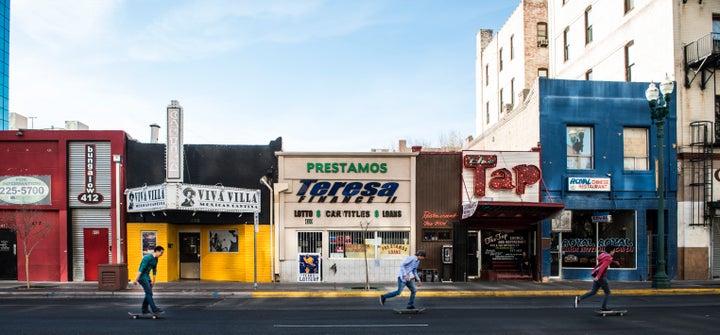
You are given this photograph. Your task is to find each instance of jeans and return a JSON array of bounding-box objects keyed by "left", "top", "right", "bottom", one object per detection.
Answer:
[
  {"left": 381, "top": 277, "right": 417, "bottom": 308},
  {"left": 579, "top": 277, "right": 610, "bottom": 309},
  {"left": 138, "top": 278, "right": 159, "bottom": 313}
]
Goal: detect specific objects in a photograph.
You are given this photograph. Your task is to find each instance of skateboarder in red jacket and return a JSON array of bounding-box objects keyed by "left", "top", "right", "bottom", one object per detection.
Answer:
[{"left": 574, "top": 245, "right": 617, "bottom": 311}]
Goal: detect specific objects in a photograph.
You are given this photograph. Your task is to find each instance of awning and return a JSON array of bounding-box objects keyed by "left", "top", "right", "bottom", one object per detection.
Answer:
[{"left": 463, "top": 201, "right": 564, "bottom": 226}]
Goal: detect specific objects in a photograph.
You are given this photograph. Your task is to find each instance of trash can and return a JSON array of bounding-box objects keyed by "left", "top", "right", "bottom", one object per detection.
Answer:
[{"left": 98, "top": 264, "right": 128, "bottom": 291}]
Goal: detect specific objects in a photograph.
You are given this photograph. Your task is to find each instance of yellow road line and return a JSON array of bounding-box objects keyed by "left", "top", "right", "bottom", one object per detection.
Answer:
[{"left": 251, "top": 288, "right": 720, "bottom": 298}]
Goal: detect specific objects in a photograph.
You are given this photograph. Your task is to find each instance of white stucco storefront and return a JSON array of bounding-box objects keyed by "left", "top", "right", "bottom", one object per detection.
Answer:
[{"left": 276, "top": 152, "right": 417, "bottom": 283}]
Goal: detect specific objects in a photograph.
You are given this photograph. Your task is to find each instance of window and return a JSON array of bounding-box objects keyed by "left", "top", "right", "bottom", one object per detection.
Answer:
[
  {"left": 714, "top": 15, "right": 720, "bottom": 33},
  {"left": 625, "top": 41, "right": 635, "bottom": 82},
  {"left": 499, "top": 48, "right": 504, "bottom": 71},
  {"left": 585, "top": 7, "right": 593, "bottom": 44},
  {"left": 485, "top": 64, "right": 489, "bottom": 86},
  {"left": 298, "top": 231, "right": 322, "bottom": 253},
  {"left": 623, "top": 128, "right": 649, "bottom": 170},
  {"left": 537, "top": 22, "right": 548, "bottom": 47},
  {"left": 510, "top": 35, "right": 515, "bottom": 60},
  {"left": 423, "top": 229, "right": 451, "bottom": 241},
  {"left": 209, "top": 229, "right": 238, "bottom": 252},
  {"left": 624, "top": 0, "right": 634, "bottom": 14},
  {"left": 499, "top": 88, "right": 504, "bottom": 113},
  {"left": 538, "top": 68, "right": 548, "bottom": 77},
  {"left": 561, "top": 210, "right": 636, "bottom": 269},
  {"left": 563, "top": 27, "right": 570, "bottom": 61},
  {"left": 567, "top": 126, "right": 593, "bottom": 169},
  {"left": 329, "top": 230, "right": 409, "bottom": 259},
  {"left": 510, "top": 78, "right": 515, "bottom": 106},
  {"left": 486, "top": 101, "right": 490, "bottom": 124},
  {"left": 585, "top": 69, "right": 593, "bottom": 80}
]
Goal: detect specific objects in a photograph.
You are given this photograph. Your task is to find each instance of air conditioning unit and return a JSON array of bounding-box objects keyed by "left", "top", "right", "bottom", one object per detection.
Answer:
[
  {"left": 504, "top": 103, "right": 513, "bottom": 112},
  {"left": 537, "top": 39, "right": 549, "bottom": 47}
]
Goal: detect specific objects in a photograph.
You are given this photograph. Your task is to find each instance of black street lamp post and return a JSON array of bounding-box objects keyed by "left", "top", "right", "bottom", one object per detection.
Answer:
[{"left": 645, "top": 75, "right": 674, "bottom": 289}]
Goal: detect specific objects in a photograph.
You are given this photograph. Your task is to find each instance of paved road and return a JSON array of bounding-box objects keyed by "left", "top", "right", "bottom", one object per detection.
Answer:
[{"left": 2, "top": 295, "right": 718, "bottom": 334}]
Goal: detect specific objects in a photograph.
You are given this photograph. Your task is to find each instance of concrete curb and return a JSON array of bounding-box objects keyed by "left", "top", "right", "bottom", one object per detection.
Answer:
[{"left": 2, "top": 288, "right": 719, "bottom": 299}]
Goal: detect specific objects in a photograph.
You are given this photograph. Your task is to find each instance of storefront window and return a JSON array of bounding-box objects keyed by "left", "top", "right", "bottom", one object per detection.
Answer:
[
  {"left": 561, "top": 210, "right": 636, "bottom": 269},
  {"left": 329, "top": 231, "right": 409, "bottom": 259}
]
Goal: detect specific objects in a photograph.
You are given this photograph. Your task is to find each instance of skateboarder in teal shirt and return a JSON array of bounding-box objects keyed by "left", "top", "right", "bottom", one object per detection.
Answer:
[{"left": 132, "top": 246, "right": 165, "bottom": 314}]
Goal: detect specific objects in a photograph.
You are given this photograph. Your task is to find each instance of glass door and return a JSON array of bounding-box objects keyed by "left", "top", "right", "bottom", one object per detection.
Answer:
[
  {"left": 550, "top": 232, "right": 562, "bottom": 278},
  {"left": 179, "top": 232, "right": 201, "bottom": 279},
  {"left": 467, "top": 231, "right": 479, "bottom": 278}
]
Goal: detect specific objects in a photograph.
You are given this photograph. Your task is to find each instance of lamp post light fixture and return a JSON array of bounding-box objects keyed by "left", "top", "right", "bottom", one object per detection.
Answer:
[
  {"left": 645, "top": 75, "right": 674, "bottom": 289},
  {"left": 259, "top": 176, "right": 274, "bottom": 283}
]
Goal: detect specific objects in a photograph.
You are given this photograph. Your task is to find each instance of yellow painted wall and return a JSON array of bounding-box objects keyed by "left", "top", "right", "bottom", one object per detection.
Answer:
[
  {"left": 127, "top": 223, "right": 271, "bottom": 282},
  {"left": 126, "top": 223, "right": 178, "bottom": 282}
]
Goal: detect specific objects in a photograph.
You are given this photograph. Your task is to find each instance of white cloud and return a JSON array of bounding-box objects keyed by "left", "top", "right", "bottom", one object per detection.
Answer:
[{"left": 12, "top": 0, "right": 122, "bottom": 51}]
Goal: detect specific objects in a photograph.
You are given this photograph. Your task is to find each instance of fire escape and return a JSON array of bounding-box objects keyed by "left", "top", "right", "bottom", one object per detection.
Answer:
[{"left": 685, "top": 33, "right": 720, "bottom": 226}]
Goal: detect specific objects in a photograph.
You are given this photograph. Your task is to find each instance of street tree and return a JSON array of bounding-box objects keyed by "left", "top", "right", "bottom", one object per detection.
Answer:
[{"left": 0, "top": 206, "right": 53, "bottom": 288}]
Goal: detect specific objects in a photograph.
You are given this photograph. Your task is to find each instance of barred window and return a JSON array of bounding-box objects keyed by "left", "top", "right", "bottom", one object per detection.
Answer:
[{"left": 298, "top": 231, "right": 322, "bottom": 253}]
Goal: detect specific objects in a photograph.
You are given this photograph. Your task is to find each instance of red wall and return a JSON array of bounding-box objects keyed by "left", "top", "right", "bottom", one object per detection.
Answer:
[{"left": 0, "top": 130, "right": 127, "bottom": 281}]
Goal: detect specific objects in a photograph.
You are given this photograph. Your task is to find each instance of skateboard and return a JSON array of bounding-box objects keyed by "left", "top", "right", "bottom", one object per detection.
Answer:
[
  {"left": 595, "top": 309, "right": 627, "bottom": 317},
  {"left": 393, "top": 308, "right": 426, "bottom": 314},
  {"left": 128, "top": 311, "right": 162, "bottom": 319}
]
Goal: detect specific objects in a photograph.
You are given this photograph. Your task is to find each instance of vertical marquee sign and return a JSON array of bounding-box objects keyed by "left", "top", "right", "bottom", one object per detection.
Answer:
[
  {"left": 166, "top": 100, "right": 184, "bottom": 183},
  {"left": 77, "top": 144, "right": 104, "bottom": 204}
]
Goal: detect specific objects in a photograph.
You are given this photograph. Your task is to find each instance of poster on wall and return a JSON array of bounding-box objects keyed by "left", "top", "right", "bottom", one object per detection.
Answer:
[
  {"left": 298, "top": 253, "right": 321, "bottom": 282},
  {"left": 142, "top": 231, "right": 157, "bottom": 255},
  {"left": 209, "top": 230, "right": 238, "bottom": 252},
  {"left": 481, "top": 230, "right": 527, "bottom": 269}
]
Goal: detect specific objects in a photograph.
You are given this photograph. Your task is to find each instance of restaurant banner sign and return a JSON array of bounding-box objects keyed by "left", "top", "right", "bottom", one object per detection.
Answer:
[
  {"left": 126, "top": 183, "right": 261, "bottom": 213},
  {"left": 567, "top": 177, "right": 611, "bottom": 192}
]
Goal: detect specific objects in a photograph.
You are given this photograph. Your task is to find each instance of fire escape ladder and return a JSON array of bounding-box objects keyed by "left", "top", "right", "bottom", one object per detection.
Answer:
[{"left": 689, "top": 121, "right": 714, "bottom": 226}]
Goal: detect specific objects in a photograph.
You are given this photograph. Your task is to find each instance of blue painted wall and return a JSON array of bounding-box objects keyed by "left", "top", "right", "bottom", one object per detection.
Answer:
[{"left": 537, "top": 78, "right": 677, "bottom": 281}]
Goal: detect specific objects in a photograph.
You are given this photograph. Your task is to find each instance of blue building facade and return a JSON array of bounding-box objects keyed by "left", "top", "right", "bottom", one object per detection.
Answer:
[
  {"left": 0, "top": 0, "right": 8, "bottom": 130},
  {"left": 538, "top": 78, "right": 678, "bottom": 281}
]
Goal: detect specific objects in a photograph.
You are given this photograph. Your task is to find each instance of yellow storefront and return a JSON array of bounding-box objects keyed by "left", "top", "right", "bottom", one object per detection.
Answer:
[
  {"left": 125, "top": 182, "right": 269, "bottom": 282},
  {"left": 126, "top": 223, "right": 272, "bottom": 282}
]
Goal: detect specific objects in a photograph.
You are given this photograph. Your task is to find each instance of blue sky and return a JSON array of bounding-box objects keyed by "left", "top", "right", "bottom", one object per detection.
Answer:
[{"left": 10, "top": 0, "right": 517, "bottom": 151}]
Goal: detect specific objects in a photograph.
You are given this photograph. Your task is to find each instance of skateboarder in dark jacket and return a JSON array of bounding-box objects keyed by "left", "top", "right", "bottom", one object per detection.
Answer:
[
  {"left": 132, "top": 246, "right": 165, "bottom": 314},
  {"left": 574, "top": 245, "right": 617, "bottom": 310}
]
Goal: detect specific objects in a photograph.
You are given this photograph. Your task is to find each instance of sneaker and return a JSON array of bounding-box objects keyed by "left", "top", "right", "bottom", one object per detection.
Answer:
[
  {"left": 601, "top": 307, "right": 611, "bottom": 311},
  {"left": 153, "top": 308, "right": 165, "bottom": 314},
  {"left": 142, "top": 310, "right": 151, "bottom": 315},
  {"left": 379, "top": 295, "right": 386, "bottom": 306},
  {"left": 574, "top": 296, "right": 579, "bottom": 308},
  {"left": 406, "top": 306, "right": 415, "bottom": 310}
]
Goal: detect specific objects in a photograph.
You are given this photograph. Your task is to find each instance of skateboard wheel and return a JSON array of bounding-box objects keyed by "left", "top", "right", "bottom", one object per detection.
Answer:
[
  {"left": 132, "top": 315, "right": 138, "bottom": 319},
  {"left": 152, "top": 315, "right": 158, "bottom": 319}
]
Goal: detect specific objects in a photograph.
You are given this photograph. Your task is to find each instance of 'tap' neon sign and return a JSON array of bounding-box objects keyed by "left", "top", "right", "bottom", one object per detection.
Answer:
[{"left": 463, "top": 154, "right": 541, "bottom": 197}]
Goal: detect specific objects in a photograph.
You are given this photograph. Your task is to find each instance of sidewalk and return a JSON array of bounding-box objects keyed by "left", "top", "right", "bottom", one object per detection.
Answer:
[{"left": 2, "top": 279, "right": 720, "bottom": 298}]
